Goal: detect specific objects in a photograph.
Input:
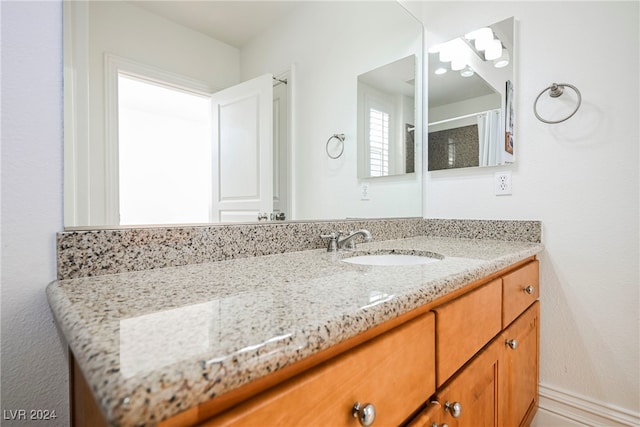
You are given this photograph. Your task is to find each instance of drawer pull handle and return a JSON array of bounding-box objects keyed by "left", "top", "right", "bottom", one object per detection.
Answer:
[
  {"left": 506, "top": 338, "right": 519, "bottom": 349},
  {"left": 444, "top": 401, "right": 462, "bottom": 418},
  {"left": 432, "top": 424, "right": 449, "bottom": 427},
  {"left": 352, "top": 402, "right": 376, "bottom": 426},
  {"left": 523, "top": 285, "right": 535, "bottom": 295}
]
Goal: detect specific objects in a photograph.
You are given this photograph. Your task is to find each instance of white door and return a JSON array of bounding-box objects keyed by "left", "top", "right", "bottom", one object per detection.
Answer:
[
  {"left": 272, "top": 76, "right": 289, "bottom": 220},
  {"left": 211, "top": 74, "right": 273, "bottom": 222}
]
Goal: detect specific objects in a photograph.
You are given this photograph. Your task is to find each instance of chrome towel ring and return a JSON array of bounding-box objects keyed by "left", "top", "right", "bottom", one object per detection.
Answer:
[
  {"left": 326, "top": 133, "right": 345, "bottom": 159},
  {"left": 534, "top": 83, "right": 582, "bottom": 124}
]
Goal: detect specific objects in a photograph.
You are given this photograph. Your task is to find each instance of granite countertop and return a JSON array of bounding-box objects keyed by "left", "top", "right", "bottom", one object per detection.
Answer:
[{"left": 46, "top": 236, "right": 543, "bottom": 426}]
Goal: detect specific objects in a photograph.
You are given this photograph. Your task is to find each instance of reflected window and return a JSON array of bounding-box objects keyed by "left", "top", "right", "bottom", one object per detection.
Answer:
[
  {"left": 369, "top": 107, "right": 390, "bottom": 177},
  {"left": 118, "top": 74, "right": 211, "bottom": 225},
  {"left": 447, "top": 138, "right": 456, "bottom": 168}
]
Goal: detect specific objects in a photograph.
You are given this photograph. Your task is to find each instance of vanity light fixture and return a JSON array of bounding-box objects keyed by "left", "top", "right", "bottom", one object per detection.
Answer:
[
  {"left": 465, "top": 27, "right": 503, "bottom": 60},
  {"left": 460, "top": 66, "right": 475, "bottom": 77},
  {"left": 435, "top": 38, "right": 466, "bottom": 64},
  {"left": 432, "top": 28, "right": 508, "bottom": 77},
  {"left": 438, "top": 45, "right": 453, "bottom": 63},
  {"left": 485, "top": 39, "right": 503, "bottom": 61},
  {"left": 466, "top": 27, "right": 493, "bottom": 51},
  {"left": 427, "top": 44, "right": 442, "bottom": 54},
  {"left": 493, "top": 48, "right": 510, "bottom": 68},
  {"left": 451, "top": 58, "right": 466, "bottom": 71}
]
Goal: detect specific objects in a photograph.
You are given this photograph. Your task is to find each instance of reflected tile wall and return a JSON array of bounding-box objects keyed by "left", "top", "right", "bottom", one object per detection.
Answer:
[{"left": 428, "top": 125, "right": 479, "bottom": 171}]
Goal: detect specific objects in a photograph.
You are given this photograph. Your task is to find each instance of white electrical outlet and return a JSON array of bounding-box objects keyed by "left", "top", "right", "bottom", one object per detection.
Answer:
[
  {"left": 494, "top": 171, "right": 512, "bottom": 195},
  {"left": 360, "top": 183, "right": 370, "bottom": 200}
]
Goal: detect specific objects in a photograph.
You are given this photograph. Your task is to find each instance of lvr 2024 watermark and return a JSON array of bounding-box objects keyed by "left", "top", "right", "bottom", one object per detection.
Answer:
[{"left": 3, "top": 409, "right": 57, "bottom": 421}]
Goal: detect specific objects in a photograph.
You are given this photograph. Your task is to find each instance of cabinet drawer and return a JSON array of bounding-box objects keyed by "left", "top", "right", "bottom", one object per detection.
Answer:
[
  {"left": 502, "top": 260, "right": 539, "bottom": 327},
  {"left": 432, "top": 279, "right": 502, "bottom": 387},
  {"left": 210, "top": 312, "right": 436, "bottom": 426}
]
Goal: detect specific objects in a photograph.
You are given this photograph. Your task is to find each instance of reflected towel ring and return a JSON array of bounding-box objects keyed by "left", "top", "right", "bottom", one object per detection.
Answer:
[
  {"left": 534, "top": 83, "right": 582, "bottom": 124},
  {"left": 326, "top": 134, "right": 345, "bottom": 159}
]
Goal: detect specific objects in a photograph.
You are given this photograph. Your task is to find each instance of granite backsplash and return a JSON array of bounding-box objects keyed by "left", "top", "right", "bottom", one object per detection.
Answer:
[{"left": 57, "top": 218, "right": 541, "bottom": 279}]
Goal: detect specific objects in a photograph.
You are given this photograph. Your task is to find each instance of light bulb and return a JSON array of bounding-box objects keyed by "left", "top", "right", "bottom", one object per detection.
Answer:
[
  {"left": 435, "top": 67, "right": 447, "bottom": 75},
  {"left": 428, "top": 44, "right": 442, "bottom": 54},
  {"left": 465, "top": 27, "right": 492, "bottom": 41},
  {"left": 474, "top": 29, "right": 494, "bottom": 51},
  {"left": 485, "top": 39, "right": 503, "bottom": 60},
  {"left": 451, "top": 58, "right": 465, "bottom": 71},
  {"left": 493, "top": 49, "right": 510, "bottom": 68},
  {"left": 439, "top": 48, "right": 452, "bottom": 63}
]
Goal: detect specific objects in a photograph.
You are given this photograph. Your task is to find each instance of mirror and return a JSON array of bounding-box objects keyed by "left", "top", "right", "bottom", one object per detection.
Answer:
[
  {"left": 427, "top": 17, "right": 514, "bottom": 171},
  {"left": 63, "top": 1, "right": 423, "bottom": 228},
  {"left": 357, "top": 55, "right": 416, "bottom": 178}
]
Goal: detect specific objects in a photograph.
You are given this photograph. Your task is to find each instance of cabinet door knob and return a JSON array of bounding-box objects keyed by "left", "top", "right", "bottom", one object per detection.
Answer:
[
  {"left": 506, "top": 338, "right": 519, "bottom": 349},
  {"left": 523, "top": 285, "right": 535, "bottom": 294},
  {"left": 444, "top": 401, "right": 462, "bottom": 418},
  {"left": 352, "top": 402, "right": 376, "bottom": 426}
]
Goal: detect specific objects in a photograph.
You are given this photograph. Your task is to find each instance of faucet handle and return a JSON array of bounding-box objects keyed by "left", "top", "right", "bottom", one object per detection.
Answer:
[
  {"left": 320, "top": 231, "right": 343, "bottom": 239},
  {"left": 320, "top": 232, "right": 342, "bottom": 252}
]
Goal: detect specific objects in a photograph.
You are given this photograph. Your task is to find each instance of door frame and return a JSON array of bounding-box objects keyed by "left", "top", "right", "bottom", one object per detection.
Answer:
[{"left": 104, "top": 54, "right": 214, "bottom": 224}]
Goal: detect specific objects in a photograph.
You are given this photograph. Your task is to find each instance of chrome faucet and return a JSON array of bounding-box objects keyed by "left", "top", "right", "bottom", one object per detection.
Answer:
[
  {"left": 339, "top": 229, "right": 372, "bottom": 250},
  {"left": 321, "top": 229, "right": 372, "bottom": 251}
]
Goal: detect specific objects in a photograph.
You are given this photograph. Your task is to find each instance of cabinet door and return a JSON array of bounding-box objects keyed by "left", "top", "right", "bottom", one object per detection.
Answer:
[
  {"left": 405, "top": 400, "right": 443, "bottom": 427},
  {"left": 432, "top": 338, "right": 502, "bottom": 427},
  {"left": 501, "top": 301, "right": 540, "bottom": 427}
]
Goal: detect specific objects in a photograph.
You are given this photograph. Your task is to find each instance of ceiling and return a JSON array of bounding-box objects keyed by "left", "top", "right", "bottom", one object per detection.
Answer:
[
  {"left": 427, "top": 54, "right": 497, "bottom": 108},
  {"left": 128, "top": 1, "right": 299, "bottom": 48}
]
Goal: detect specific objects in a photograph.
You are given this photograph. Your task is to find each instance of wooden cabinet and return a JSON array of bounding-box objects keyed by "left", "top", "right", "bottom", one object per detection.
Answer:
[
  {"left": 412, "top": 303, "right": 540, "bottom": 427},
  {"left": 209, "top": 313, "right": 436, "bottom": 427},
  {"left": 408, "top": 261, "right": 540, "bottom": 427},
  {"left": 502, "top": 302, "right": 540, "bottom": 427}
]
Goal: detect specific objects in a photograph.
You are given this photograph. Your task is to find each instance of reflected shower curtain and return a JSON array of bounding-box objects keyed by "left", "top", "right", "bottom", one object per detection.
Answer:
[{"left": 477, "top": 109, "right": 501, "bottom": 167}]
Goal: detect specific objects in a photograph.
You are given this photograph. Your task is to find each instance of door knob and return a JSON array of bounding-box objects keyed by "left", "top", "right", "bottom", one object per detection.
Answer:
[
  {"left": 444, "top": 401, "right": 461, "bottom": 418},
  {"left": 352, "top": 402, "right": 376, "bottom": 426}
]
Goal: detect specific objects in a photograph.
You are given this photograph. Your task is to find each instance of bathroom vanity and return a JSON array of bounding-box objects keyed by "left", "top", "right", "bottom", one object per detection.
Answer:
[
  {"left": 200, "top": 259, "right": 539, "bottom": 427},
  {"left": 48, "top": 232, "right": 542, "bottom": 426}
]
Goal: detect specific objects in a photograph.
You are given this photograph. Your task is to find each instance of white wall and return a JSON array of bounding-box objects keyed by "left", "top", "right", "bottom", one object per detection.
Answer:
[
  {"left": 419, "top": 1, "right": 639, "bottom": 423},
  {"left": 241, "top": 2, "right": 423, "bottom": 220},
  {"left": 1, "top": 1, "right": 69, "bottom": 425}
]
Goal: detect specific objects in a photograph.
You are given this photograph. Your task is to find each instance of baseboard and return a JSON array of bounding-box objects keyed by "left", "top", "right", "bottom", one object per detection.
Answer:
[{"left": 538, "top": 383, "right": 640, "bottom": 426}]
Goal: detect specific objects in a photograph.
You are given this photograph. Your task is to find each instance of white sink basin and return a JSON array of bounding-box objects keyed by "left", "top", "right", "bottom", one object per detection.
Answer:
[{"left": 342, "top": 253, "right": 442, "bottom": 266}]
